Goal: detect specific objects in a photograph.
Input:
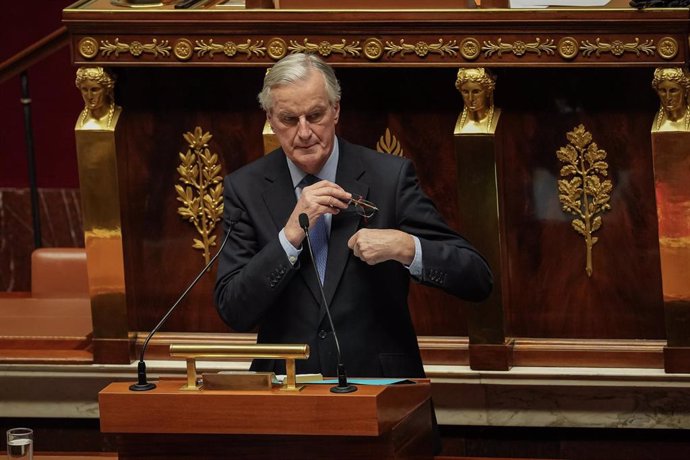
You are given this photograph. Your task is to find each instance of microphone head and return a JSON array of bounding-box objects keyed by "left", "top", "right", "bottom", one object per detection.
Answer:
[{"left": 299, "top": 213, "right": 310, "bottom": 230}]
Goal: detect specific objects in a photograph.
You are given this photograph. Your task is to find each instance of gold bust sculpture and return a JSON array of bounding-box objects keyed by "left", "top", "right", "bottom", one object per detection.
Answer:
[
  {"left": 75, "top": 67, "right": 121, "bottom": 130},
  {"left": 455, "top": 67, "right": 498, "bottom": 134},
  {"left": 651, "top": 67, "right": 690, "bottom": 132}
]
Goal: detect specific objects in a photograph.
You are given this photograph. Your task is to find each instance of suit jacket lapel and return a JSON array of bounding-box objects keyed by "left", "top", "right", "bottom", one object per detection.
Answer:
[
  {"left": 323, "top": 139, "right": 369, "bottom": 308},
  {"left": 261, "top": 149, "right": 325, "bottom": 307},
  {"left": 260, "top": 142, "right": 372, "bottom": 314},
  {"left": 261, "top": 150, "right": 296, "bottom": 231}
]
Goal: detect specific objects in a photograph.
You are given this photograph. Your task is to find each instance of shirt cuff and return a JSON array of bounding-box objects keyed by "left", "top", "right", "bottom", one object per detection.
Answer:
[
  {"left": 407, "top": 235, "right": 423, "bottom": 277},
  {"left": 279, "top": 228, "right": 302, "bottom": 266}
]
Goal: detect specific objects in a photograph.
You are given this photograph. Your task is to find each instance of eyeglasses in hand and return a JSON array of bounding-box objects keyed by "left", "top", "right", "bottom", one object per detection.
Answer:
[{"left": 347, "top": 195, "right": 378, "bottom": 220}]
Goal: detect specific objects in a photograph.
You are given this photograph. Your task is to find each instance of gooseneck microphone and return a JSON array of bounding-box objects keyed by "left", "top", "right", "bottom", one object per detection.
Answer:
[
  {"left": 299, "top": 213, "right": 357, "bottom": 394},
  {"left": 129, "top": 208, "right": 243, "bottom": 391}
]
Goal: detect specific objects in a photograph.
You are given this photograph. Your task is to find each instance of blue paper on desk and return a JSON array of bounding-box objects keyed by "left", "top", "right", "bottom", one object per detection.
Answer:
[{"left": 302, "top": 378, "right": 413, "bottom": 385}]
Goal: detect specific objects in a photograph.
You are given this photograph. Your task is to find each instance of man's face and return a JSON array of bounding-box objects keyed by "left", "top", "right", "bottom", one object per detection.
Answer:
[{"left": 267, "top": 70, "right": 340, "bottom": 174}]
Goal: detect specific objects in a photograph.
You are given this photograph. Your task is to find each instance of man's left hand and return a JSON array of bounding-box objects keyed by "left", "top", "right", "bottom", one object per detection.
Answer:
[{"left": 347, "top": 229, "right": 415, "bottom": 266}]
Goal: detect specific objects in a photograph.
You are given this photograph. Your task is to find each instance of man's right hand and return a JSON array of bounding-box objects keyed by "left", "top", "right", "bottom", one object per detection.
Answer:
[{"left": 284, "top": 179, "right": 351, "bottom": 248}]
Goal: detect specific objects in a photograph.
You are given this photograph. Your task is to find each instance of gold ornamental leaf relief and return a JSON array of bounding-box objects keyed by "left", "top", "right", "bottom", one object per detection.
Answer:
[
  {"left": 176, "top": 127, "right": 224, "bottom": 265},
  {"left": 194, "top": 39, "right": 266, "bottom": 59},
  {"left": 100, "top": 38, "right": 171, "bottom": 58},
  {"left": 288, "top": 39, "right": 362, "bottom": 57},
  {"left": 579, "top": 38, "right": 655, "bottom": 57},
  {"left": 557, "top": 124, "right": 613, "bottom": 277},
  {"left": 384, "top": 39, "right": 459, "bottom": 58},
  {"left": 482, "top": 38, "right": 556, "bottom": 57},
  {"left": 376, "top": 128, "right": 404, "bottom": 156}
]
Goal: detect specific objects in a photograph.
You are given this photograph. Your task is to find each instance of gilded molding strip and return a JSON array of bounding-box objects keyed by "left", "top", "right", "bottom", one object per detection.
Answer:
[
  {"left": 580, "top": 38, "right": 655, "bottom": 57},
  {"left": 657, "top": 37, "right": 679, "bottom": 60},
  {"left": 100, "top": 38, "right": 171, "bottom": 57},
  {"left": 79, "top": 37, "right": 99, "bottom": 59},
  {"left": 557, "top": 124, "right": 613, "bottom": 278},
  {"left": 376, "top": 128, "right": 404, "bottom": 156},
  {"left": 176, "top": 127, "right": 224, "bottom": 265},
  {"left": 558, "top": 37, "right": 579, "bottom": 60},
  {"left": 384, "top": 39, "right": 459, "bottom": 58},
  {"left": 78, "top": 35, "right": 678, "bottom": 62},
  {"left": 288, "top": 39, "right": 362, "bottom": 57},
  {"left": 363, "top": 38, "right": 384, "bottom": 60},
  {"left": 482, "top": 38, "right": 556, "bottom": 57},
  {"left": 195, "top": 39, "right": 266, "bottom": 58}
]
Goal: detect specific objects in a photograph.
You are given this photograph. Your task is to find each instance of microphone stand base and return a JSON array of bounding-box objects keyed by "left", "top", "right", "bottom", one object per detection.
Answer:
[
  {"left": 330, "top": 384, "right": 357, "bottom": 393},
  {"left": 129, "top": 382, "right": 157, "bottom": 391}
]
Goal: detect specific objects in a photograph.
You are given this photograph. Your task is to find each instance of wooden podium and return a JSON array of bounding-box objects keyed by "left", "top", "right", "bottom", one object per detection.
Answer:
[{"left": 99, "top": 379, "right": 433, "bottom": 460}]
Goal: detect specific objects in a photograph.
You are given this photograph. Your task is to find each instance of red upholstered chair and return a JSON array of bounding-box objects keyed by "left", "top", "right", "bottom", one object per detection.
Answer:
[
  {"left": 31, "top": 248, "right": 89, "bottom": 298},
  {"left": 0, "top": 248, "right": 93, "bottom": 361}
]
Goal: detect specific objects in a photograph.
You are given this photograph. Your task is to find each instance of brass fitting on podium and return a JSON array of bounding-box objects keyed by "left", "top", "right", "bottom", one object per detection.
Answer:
[{"left": 169, "top": 343, "right": 310, "bottom": 391}]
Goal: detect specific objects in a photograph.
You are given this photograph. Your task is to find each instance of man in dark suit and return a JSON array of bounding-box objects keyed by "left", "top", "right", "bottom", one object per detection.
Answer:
[{"left": 214, "top": 53, "right": 493, "bottom": 379}]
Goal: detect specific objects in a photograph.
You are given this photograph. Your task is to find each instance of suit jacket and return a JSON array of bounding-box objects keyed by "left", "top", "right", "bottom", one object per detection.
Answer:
[{"left": 214, "top": 138, "right": 493, "bottom": 378}]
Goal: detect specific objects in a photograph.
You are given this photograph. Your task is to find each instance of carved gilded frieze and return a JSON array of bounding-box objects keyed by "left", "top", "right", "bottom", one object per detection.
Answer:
[
  {"left": 288, "top": 39, "right": 361, "bottom": 57},
  {"left": 267, "top": 38, "right": 288, "bottom": 60},
  {"left": 384, "top": 39, "right": 459, "bottom": 58},
  {"left": 482, "top": 38, "right": 556, "bottom": 58},
  {"left": 101, "top": 38, "right": 171, "bottom": 57},
  {"left": 556, "top": 125, "right": 613, "bottom": 278},
  {"left": 657, "top": 37, "right": 679, "bottom": 60},
  {"left": 173, "top": 39, "right": 194, "bottom": 61},
  {"left": 176, "top": 127, "right": 224, "bottom": 265},
  {"left": 579, "top": 38, "right": 655, "bottom": 57},
  {"left": 78, "top": 37, "right": 99, "bottom": 59},
  {"left": 76, "top": 35, "right": 679, "bottom": 63},
  {"left": 558, "top": 37, "right": 579, "bottom": 60},
  {"left": 460, "top": 38, "right": 481, "bottom": 61},
  {"left": 195, "top": 39, "right": 266, "bottom": 58},
  {"left": 363, "top": 38, "right": 384, "bottom": 60}
]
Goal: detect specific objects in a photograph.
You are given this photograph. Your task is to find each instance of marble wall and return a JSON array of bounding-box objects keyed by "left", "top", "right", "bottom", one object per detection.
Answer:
[{"left": 0, "top": 188, "right": 83, "bottom": 292}]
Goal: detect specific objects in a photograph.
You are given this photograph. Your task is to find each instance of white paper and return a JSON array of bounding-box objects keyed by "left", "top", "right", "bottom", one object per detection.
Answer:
[{"left": 217, "top": 0, "right": 246, "bottom": 6}]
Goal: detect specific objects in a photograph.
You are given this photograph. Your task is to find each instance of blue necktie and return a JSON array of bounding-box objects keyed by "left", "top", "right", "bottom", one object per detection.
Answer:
[{"left": 300, "top": 175, "right": 328, "bottom": 284}]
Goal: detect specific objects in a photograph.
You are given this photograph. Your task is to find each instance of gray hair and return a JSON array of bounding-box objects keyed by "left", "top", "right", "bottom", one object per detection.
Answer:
[{"left": 258, "top": 53, "right": 341, "bottom": 112}]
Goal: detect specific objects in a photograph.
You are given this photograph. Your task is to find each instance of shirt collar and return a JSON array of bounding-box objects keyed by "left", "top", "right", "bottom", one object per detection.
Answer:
[{"left": 286, "top": 136, "right": 340, "bottom": 190}]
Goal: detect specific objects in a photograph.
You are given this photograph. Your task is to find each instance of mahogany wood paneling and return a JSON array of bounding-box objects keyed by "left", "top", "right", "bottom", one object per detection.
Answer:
[
  {"left": 338, "top": 67, "right": 471, "bottom": 337},
  {"left": 115, "top": 67, "right": 266, "bottom": 333},
  {"left": 663, "top": 346, "right": 690, "bottom": 373},
  {"left": 115, "top": 66, "right": 472, "bottom": 337},
  {"left": 113, "top": 65, "right": 666, "bottom": 346},
  {"left": 440, "top": 425, "right": 690, "bottom": 460},
  {"left": 63, "top": 5, "right": 689, "bottom": 69},
  {"left": 62, "top": 4, "right": 686, "bottom": 367},
  {"left": 138, "top": 333, "right": 664, "bottom": 368},
  {"left": 512, "top": 338, "right": 664, "bottom": 368},
  {"left": 496, "top": 67, "right": 665, "bottom": 340}
]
